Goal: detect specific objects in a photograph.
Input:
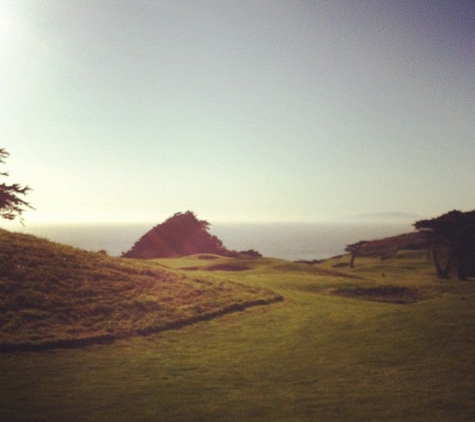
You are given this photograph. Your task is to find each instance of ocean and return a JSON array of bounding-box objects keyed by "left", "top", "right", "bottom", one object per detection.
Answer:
[{"left": 5, "top": 221, "right": 415, "bottom": 261}]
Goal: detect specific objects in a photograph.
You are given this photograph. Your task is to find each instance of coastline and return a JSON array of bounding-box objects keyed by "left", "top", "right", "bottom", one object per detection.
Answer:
[{"left": 2, "top": 220, "right": 415, "bottom": 261}]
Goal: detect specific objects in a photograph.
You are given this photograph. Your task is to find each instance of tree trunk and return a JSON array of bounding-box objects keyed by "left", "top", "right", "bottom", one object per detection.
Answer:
[
  {"left": 350, "top": 253, "right": 356, "bottom": 268},
  {"left": 455, "top": 244, "right": 468, "bottom": 281},
  {"left": 433, "top": 238, "right": 451, "bottom": 279}
]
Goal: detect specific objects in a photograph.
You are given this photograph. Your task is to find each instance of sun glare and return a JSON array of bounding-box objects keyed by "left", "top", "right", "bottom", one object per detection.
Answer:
[
  {"left": 0, "top": 2, "right": 15, "bottom": 35},
  {"left": 0, "top": 1, "right": 23, "bottom": 60}
]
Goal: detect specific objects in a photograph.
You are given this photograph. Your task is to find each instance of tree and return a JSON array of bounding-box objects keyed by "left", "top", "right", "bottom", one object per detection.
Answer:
[
  {"left": 345, "top": 241, "right": 368, "bottom": 268},
  {"left": 415, "top": 210, "right": 475, "bottom": 280},
  {"left": 0, "top": 149, "right": 33, "bottom": 223},
  {"left": 122, "top": 211, "right": 228, "bottom": 258}
]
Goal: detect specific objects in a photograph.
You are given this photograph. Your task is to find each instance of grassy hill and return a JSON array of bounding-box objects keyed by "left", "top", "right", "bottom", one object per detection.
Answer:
[
  {"left": 0, "top": 229, "right": 281, "bottom": 351},
  {"left": 0, "top": 230, "right": 473, "bottom": 421}
]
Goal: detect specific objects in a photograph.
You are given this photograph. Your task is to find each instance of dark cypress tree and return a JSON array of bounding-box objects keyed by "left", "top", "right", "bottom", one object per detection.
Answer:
[
  {"left": 0, "top": 149, "right": 33, "bottom": 223},
  {"left": 415, "top": 210, "right": 475, "bottom": 280}
]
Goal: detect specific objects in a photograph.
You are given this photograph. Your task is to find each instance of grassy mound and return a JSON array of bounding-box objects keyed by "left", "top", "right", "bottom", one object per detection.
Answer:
[
  {"left": 1, "top": 246, "right": 474, "bottom": 421},
  {"left": 0, "top": 229, "right": 282, "bottom": 351}
]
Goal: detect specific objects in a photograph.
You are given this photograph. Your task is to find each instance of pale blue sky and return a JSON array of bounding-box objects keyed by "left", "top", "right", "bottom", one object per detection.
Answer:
[{"left": 1, "top": 0, "right": 474, "bottom": 224}]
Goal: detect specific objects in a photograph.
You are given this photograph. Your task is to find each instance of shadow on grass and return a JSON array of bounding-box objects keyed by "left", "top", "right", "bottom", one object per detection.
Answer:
[
  {"left": 0, "top": 296, "right": 283, "bottom": 353},
  {"left": 329, "top": 285, "right": 433, "bottom": 304},
  {"left": 182, "top": 264, "right": 251, "bottom": 271}
]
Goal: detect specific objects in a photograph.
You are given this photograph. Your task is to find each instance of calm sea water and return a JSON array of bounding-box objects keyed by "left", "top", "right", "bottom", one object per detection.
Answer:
[{"left": 6, "top": 221, "right": 415, "bottom": 261}]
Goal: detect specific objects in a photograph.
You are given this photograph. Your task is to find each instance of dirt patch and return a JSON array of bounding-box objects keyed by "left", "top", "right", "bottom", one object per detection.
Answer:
[
  {"left": 206, "top": 264, "right": 251, "bottom": 272},
  {"left": 330, "top": 285, "right": 427, "bottom": 304}
]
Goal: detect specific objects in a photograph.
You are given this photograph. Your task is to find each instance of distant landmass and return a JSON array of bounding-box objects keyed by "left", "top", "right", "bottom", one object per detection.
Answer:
[{"left": 346, "top": 212, "right": 422, "bottom": 222}]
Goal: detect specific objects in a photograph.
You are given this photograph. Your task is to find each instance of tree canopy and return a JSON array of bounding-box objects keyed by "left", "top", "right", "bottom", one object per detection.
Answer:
[
  {"left": 415, "top": 210, "right": 475, "bottom": 280},
  {"left": 0, "top": 149, "right": 33, "bottom": 223},
  {"left": 122, "top": 211, "right": 228, "bottom": 259},
  {"left": 345, "top": 241, "right": 368, "bottom": 268},
  {"left": 123, "top": 211, "right": 262, "bottom": 259}
]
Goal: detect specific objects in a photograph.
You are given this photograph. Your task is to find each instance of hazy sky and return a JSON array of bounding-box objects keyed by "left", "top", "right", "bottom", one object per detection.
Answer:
[{"left": 1, "top": 0, "right": 474, "bottom": 224}]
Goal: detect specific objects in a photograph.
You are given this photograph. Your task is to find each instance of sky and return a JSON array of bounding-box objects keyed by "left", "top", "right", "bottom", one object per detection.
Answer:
[{"left": 1, "top": 0, "right": 474, "bottom": 225}]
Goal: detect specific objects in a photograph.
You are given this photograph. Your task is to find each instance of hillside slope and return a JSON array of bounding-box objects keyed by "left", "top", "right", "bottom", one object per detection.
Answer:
[{"left": 0, "top": 229, "right": 282, "bottom": 351}]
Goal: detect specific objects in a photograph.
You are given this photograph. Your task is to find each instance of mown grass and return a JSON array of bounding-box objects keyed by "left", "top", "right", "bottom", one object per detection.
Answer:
[
  {"left": 0, "top": 230, "right": 281, "bottom": 351},
  {"left": 0, "top": 234, "right": 474, "bottom": 421}
]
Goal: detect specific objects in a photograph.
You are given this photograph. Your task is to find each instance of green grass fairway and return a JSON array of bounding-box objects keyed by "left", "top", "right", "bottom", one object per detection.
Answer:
[{"left": 1, "top": 246, "right": 474, "bottom": 421}]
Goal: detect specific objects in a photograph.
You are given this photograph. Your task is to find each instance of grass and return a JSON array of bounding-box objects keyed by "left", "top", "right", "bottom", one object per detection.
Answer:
[
  {"left": 0, "top": 231, "right": 474, "bottom": 421},
  {"left": 0, "top": 230, "right": 281, "bottom": 351}
]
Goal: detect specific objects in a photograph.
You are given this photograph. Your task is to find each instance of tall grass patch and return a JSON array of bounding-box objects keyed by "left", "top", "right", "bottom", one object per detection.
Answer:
[{"left": 0, "top": 229, "right": 281, "bottom": 350}]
